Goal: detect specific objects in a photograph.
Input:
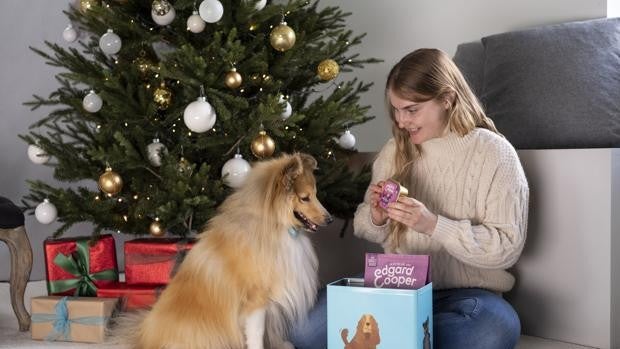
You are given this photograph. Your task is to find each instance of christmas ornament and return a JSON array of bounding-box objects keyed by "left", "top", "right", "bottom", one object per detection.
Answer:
[
  {"left": 221, "top": 153, "right": 251, "bottom": 188},
  {"left": 279, "top": 95, "right": 292, "bottom": 120},
  {"left": 149, "top": 220, "right": 165, "bottom": 236},
  {"left": 224, "top": 68, "right": 242, "bottom": 89},
  {"left": 99, "top": 29, "right": 122, "bottom": 55},
  {"left": 177, "top": 157, "right": 193, "bottom": 175},
  {"left": 153, "top": 82, "right": 172, "bottom": 110},
  {"left": 151, "top": 0, "right": 176, "bottom": 26},
  {"left": 83, "top": 90, "right": 103, "bottom": 113},
  {"left": 98, "top": 166, "right": 123, "bottom": 196},
  {"left": 339, "top": 130, "right": 356, "bottom": 149},
  {"left": 270, "top": 22, "right": 296, "bottom": 52},
  {"left": 187, "top": 10, "right": 206, "bottom": 33},
  {"left": 133, "top": 52, "right": 155, "bottom": 80},
  {"left": 317, "top": 59, "right": 340, "bottom": 81},
  {"left": 249, "top": 0, "right": 266, "bottom": 11},
  {"left": 147, "top": 138, "right": 168, "bottom": 166},
  {"left": 79, "top": 0, "right": 99, "bottom": 12},
  {"left": 27, "top": 144, "right": 50, "bottom": 164},
  {"left": 251, "top": 130, "right": 275, "bottom": 158},
  {"left": 35, "top": 199, "right": 57, "bottom": 224},
  {"left": 198, "top": 0, "right": 224, "bottom": 23},
  {"left": 62, "top": 24, "right": 78, "bottom": 43},
  {"left": 183, "top": 96, "right": 216, "bottom": 133}
]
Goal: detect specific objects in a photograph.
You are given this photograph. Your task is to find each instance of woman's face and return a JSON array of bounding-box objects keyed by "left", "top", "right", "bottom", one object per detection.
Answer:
[{"left": 388, "top": 89, "right": 449, "bottom": 145}]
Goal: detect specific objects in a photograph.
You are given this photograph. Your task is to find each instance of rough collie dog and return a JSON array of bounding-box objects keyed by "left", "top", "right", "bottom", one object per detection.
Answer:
[{"left": 124, "top": 153, "right": 332, "bottom": 349}]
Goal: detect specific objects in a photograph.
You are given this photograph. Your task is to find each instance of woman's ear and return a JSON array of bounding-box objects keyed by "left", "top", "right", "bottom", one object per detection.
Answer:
[{"left": 444, "top": 90, "right": 456, "bottom": 109}]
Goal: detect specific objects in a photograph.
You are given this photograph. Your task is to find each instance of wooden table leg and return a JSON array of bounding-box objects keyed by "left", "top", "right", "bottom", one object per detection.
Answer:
[{"left": 0, "top": 225, "right": 33, "bottom": 331}]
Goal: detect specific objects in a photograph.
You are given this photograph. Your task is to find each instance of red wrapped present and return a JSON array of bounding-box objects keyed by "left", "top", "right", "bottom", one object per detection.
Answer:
[
  {"left": 44, "top": 235, "right": 118, "bottom": 297},
  {"left": 96, "top": 282, "right": 162, "bottom": 311},
  {"left": 124, "top": 238, "right": 195, "bottom": 286}
]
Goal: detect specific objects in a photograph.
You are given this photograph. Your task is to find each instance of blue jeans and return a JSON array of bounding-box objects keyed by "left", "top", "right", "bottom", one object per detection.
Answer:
[{"left": 290, "top": 287, "right": 520, "bottom": 349}]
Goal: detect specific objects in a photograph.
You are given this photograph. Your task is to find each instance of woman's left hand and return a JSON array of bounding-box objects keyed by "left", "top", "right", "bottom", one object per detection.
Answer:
[{"left": 386, "top": 196, "right": 438, "bottom": 235}]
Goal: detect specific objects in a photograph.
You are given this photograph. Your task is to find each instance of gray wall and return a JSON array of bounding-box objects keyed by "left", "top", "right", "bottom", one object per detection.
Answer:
[{"left": 0, "top": 0, "right": 608, "bottom": 281}]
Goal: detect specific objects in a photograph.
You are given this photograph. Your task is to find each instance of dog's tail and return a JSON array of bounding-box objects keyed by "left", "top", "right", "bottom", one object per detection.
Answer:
[
  {"left": 106, "top": 308, "right": 149, "bottom": 348},
  {"left": 341, "top": 328, "right": 350, "bottom": 345}
]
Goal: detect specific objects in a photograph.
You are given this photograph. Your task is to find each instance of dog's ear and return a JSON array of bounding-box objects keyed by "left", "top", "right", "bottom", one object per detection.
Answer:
[
  {"left": 299, "top": 153, "right": 317, "bottom": 171},
  {"left": 282, "top": 155, "right": 304, "bottom": 191}
]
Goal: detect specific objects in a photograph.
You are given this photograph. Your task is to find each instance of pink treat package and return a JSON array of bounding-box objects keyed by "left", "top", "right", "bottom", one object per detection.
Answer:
[
  {"left": 379, "top": 179, "right": 408, "bottom": 208},
  {"left": 364, "top": 253, "right": 430, "bottom": 290}
]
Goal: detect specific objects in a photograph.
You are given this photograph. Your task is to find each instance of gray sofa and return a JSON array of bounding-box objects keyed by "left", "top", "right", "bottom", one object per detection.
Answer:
[{"left": 453, "top": 18, "right": 620, "bottom": 348}]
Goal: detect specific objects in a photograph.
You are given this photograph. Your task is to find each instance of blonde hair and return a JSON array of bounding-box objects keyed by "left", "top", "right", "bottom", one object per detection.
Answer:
[{"left": 384, "top": 48, "right": 500, "bottom": 247}]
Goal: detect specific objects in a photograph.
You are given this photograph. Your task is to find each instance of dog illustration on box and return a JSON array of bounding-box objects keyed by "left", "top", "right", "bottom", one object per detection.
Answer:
[
  {"left": 341, "top": 313, "right": 380, "bottom": 349},
  {"left": 422, "top": 316, "right": 431, "bottom": 349}
]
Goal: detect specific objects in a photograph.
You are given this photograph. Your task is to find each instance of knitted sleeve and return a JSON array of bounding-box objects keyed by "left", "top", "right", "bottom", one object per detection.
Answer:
[
  {"left": 430, "top": 141, "right": 529, "bottom": 269},
  {"left": 353, "top": 139, "right": 396, "bottom": 244}
]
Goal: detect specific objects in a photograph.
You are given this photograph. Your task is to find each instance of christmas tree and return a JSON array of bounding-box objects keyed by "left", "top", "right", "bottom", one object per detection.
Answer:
[{"left": 21, "top": 0, "right": 379, "bottom": 238}]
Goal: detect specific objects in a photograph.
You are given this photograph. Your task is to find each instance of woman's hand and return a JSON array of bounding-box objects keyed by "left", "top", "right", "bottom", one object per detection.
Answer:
[
  {"left": 386, "top": 196, "right": 438, "bottom": 235},
  {"left": 368, "top": 181, "right": 389, "bottom": 226}
]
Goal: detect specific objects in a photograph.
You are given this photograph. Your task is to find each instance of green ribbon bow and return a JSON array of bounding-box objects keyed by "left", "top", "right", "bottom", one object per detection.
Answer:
[{"left": 47, "top": 240, "right": 118, "bottom": 297}]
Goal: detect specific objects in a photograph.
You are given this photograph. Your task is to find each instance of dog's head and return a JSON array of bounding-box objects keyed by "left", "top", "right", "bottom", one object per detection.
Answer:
[
  {"left": 282, "top": 153, "right": 333, "bottom": 232},
  {"left": 356, "top": 314, "right": 380, "bottom": 344},
  {"left": 245, "top": 153, "right": 332, "bottom": 232}
]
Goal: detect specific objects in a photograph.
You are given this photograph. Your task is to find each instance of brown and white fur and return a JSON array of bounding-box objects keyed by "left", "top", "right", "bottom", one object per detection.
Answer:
[{"left": 120, "top": 153, "right": 332, "bottom": 349}]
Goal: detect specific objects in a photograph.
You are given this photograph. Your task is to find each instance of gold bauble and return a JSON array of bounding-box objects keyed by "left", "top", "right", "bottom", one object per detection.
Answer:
[
  {"left": 133, "top": 52, "right": 155, "bottom": 80},
  {"left": 151, "top": 0, "right": 172, "bottom": 16},
  {"left": 224, "top": 68, "right": 243, "bottom": 89},
  {"left": 153, "top": 82, "right": 172, "bottom": 110},
  {"left": 80, "top": 0, "right": 100, "bottom": 12},
  {"left": 98, "top": 166, "right": 123, "bottom": 196},
  {"left": 270, "top": 22, "right": 296, "bottom": 52},
  {"left": 251, "top": 130, "right": 275, "bottom": 158},
  {"left": 177, "top": 157, "right": 193, "bottom": 175},
  {"left": 149, "top": 220, "right": 165, "bottom": 236},
  {"left": 317, "top": 59, "right": 340, "bottom": 81}
]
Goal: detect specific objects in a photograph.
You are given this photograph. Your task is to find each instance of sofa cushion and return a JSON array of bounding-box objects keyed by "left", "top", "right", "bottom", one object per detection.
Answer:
[
  {"left": 480, "top": 18, "right": 620, "bottom": 149},
  {"left": 453, "top": 41, "right": 485, "bottom": 97}
]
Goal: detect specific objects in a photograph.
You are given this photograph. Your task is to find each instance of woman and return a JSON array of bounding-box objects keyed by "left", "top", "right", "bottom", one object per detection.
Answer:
[
  {"left": 354, "top": 48, "right": 529, "bottom": 348},
  {"left": 290, "top": 48, "right": 528, "bottom": 349}
]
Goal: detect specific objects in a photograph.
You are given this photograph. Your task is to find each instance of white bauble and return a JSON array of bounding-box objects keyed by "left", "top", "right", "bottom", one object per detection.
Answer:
[
  {"left": 279, "top": 95, "right": 292, "bottom": 120},
  {"left": 152, "top": 6, "right": 176, "bottom": 26},
  {"left": 221, "top": 153, "right": 251, "bottom": 188},
  {"left": 198, "top": 0, "right": 223, "bottom": 23},
  {"left": 82, "top": 90, "right": 103, "bottom": 113},
  {"left": 183, "top": 96, "right": 216, "bottom": 133},
  {"left": 146, "top": 138, "right": 168, "bottom": 167},
  {"left": 27, "top": 144, "right": 50, "bottom": 164},
  {"left": 253, "top": 0, "right": 266, "bottom": 10},
  {"left": 35, "top": 199, "right": 57, "bottom": 224},
  {"left": 187, "top": 11, "right": 206, "bottom": 33},
  {"left": 244, "top": 0, "right": 266, "bottom": 11},
  {"left": 99, "top": 29, "right": 122, "bottom": 55},
  {"left": 339, "top": 130, "right": 356, "bottom": 149},
  {"left": 62, "top": 24, "right": 78, "bottom": 42}
]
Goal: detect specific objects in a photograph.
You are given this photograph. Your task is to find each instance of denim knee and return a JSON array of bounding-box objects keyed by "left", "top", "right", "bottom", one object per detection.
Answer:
[{"left": 434, "top": 288, "right": 521, "bottom": 349}]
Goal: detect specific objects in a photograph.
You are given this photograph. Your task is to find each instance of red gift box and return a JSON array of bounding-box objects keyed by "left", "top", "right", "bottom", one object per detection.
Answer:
[
  {"left": 44, "top": 235, "right": 119, "bottom": 297},
  {"left": 124, "top": 238, "right": 195, "bottom": 286},
  {"left": 96, "top": 282, "right": 162, "bottom": 311}
]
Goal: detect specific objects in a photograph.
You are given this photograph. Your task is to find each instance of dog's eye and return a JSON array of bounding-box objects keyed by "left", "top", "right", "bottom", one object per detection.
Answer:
[{"left": 300, "top": 196, "right": 310, "bottom": 202}]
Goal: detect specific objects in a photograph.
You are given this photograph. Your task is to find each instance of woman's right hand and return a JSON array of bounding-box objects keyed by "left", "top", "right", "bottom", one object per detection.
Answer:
[{"left": 369, "top": 181, "right": 389, "bottom": 226}]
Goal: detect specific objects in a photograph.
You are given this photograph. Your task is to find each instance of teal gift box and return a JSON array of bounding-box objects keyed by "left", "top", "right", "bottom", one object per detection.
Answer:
[{"left": 327, "top": 278, "right": 433, "bottom": 349}]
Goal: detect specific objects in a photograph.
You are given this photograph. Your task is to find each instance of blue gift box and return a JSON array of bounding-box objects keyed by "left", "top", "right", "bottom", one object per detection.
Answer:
[{"left": 327, "top": 278, "right": 433, "bottom": 349}]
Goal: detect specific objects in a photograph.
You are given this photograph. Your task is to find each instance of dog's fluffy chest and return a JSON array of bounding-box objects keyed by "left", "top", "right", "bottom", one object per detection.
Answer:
[{"left": 271, "top": 232, "right": 319, "bottom": 321}]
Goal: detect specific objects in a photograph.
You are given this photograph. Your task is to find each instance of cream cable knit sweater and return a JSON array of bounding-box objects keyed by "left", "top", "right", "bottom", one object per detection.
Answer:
[{"left": 353, "top": 128, "right": 529, "bottom": 293}]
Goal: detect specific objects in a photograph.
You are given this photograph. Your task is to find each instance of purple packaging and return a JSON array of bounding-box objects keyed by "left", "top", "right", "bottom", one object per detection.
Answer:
[
  {"left": 364, "top": 253, "right": 430, "bottom": 290},
  {"left": 379, "top": 179, "right": 408, "bottom": 208}
]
